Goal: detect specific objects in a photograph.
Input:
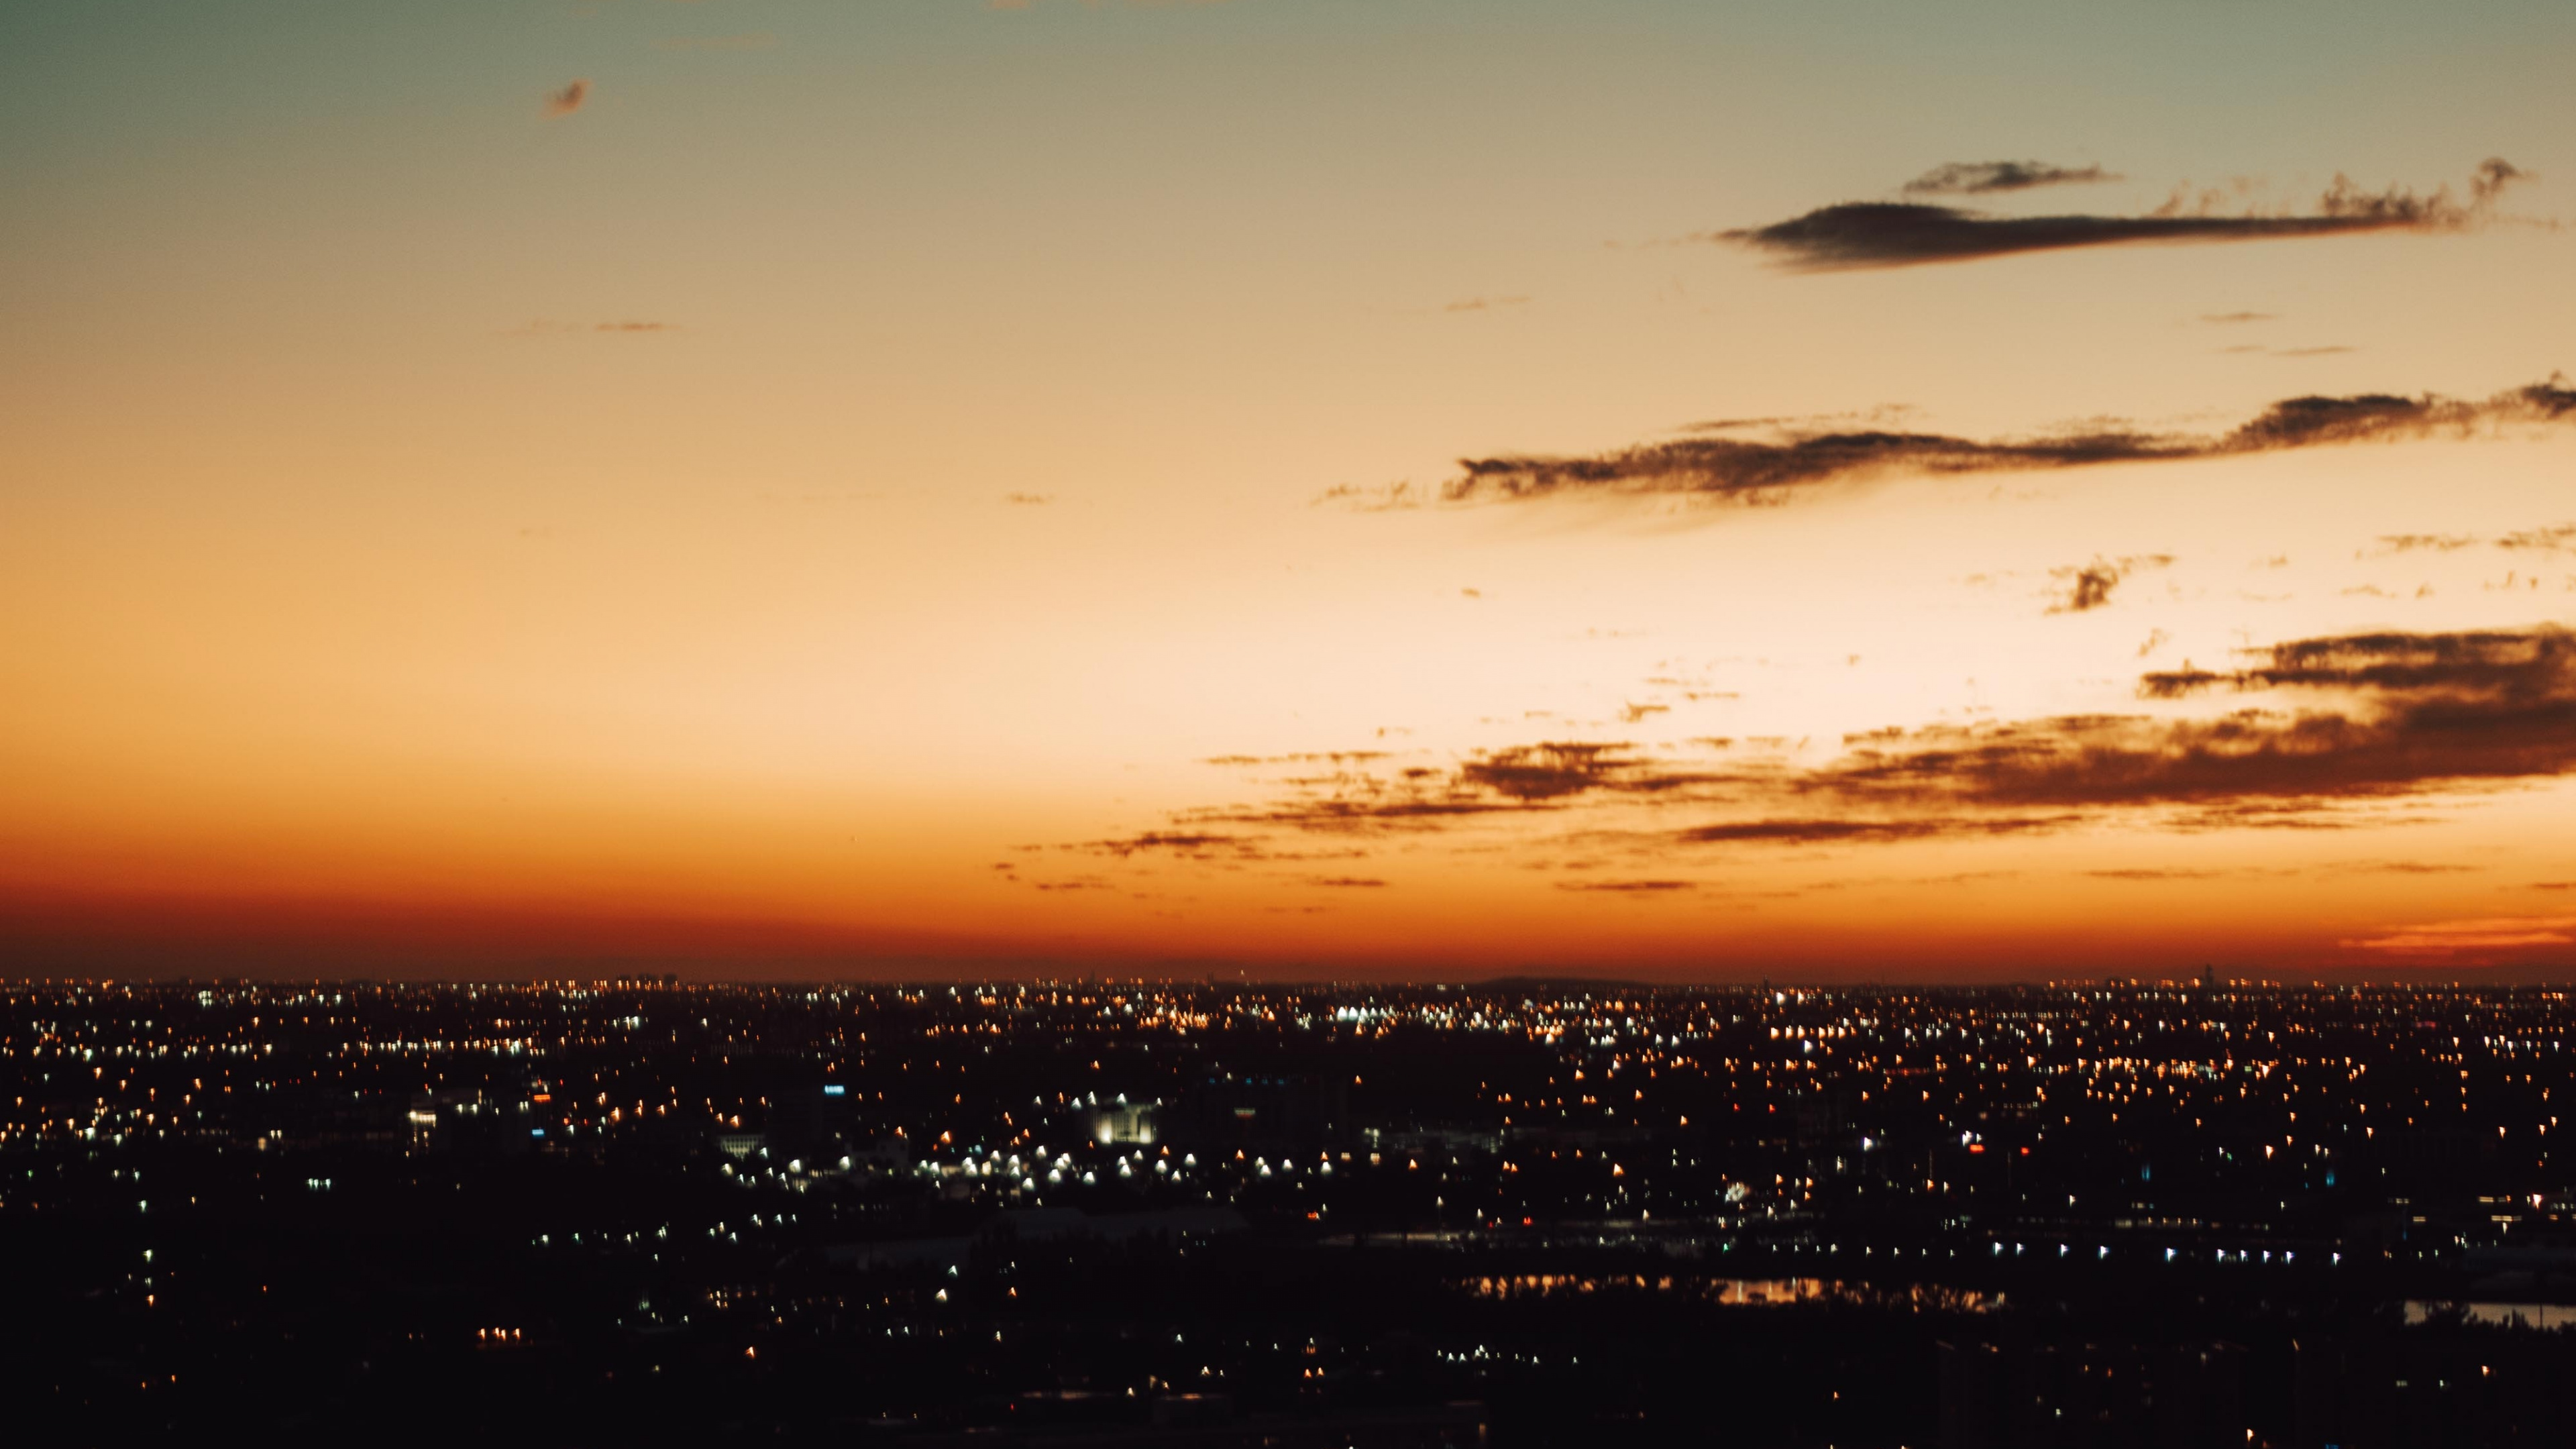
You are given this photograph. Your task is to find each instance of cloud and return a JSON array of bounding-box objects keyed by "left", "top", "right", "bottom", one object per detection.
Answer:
[
  {"left": 1902, "top": 160, "right": 2118, "bottom": 196},
  {"left": 1675, "top": 816, "right": 2072, "bottom": 845},
  {"left": 1556, "top": 879, "right": 1699, "bottom": 893},
  {"left": 1677, "top": 629, "right": 2576, "bottom": 839},
  {"left": 2375, "top": 533, "right": 2481, "bottom": 554},
  {"left": 1003, "top": 492, "right": 1053, "bottom": 506},
  {"left": 1067, "top": 828, "right": 1369, "bottom": 864},
  {"left": 2139, "top": 627, "right": 2572, "bottom": 701},
  {"left": 544, "top": 80, "right": 591, "bottom": 118},
  {"left": 1446, "top": 295, "right": 1530, "bottom": 313},
  {"left": 1883, "top": 628, "right": 2576, "bottom": 811},
  {"left": 2500, "top": 523, "right": 2576, "bottom": 553},
  {"left": 595, "top": 321, "right": 673, "bottom": 333},
  {"left": 1169, "top": 741, "right": 1729, "bottom": 837},
  {"left": 1419, "top": 378, "right": 2575, "bottom": 509},
  {"left": 2049, "top": 554, "right": 2172, "bottom": 614},
  {"left": 1075, "top": 830, "right": 1265, "bottom": 859},
  {"left": 2202, "top": 312, "right": 2277, "bottom": 325},
  {"left": 1721, "top": 159, "right": 2530, "bottom": 270},
  {"left": 2342, "top": 914, "right": 2576, "bottom": 957},
  {"left": 1305, "top": 876, "right": 1387, "bottom": 889},
  {"left": 1068, "top": 629, "right": 2576, "bottom": 869}
]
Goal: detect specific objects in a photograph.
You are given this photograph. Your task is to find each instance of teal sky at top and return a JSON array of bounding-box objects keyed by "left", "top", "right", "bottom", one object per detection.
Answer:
[{"left": 7, "top": 0, "right": 2572, "bottom": 276}]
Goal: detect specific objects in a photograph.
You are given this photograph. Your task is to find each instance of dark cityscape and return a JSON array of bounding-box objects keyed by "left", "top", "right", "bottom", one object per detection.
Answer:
[{"left": 7, "top": 977, "right": 2575, "bottom": 1444}]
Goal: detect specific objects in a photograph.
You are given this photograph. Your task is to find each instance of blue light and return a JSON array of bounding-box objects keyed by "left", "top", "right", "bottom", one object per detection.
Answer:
[
  {"left": 823, "top": 1085, "right": 846, "bottom": 1096},
  {"left": 531, "top": 1128, "right": 546, "bottom": 1136}
]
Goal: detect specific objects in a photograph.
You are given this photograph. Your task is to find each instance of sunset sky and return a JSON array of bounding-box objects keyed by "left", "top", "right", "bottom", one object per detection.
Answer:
[{"left": 5, "top": 0, "right": 2574, "bottom": 979}]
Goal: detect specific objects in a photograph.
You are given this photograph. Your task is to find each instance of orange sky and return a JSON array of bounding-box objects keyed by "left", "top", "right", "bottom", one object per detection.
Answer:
[{"left": 4, "top": 1, "right": 2574, "bottom": 979}]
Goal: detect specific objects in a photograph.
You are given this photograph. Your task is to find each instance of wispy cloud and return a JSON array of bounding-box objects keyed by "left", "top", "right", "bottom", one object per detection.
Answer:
[
  {"left": 1702, "top": 629, "right": 2576, "bottom": 833},
  {"left": 2343, "top": 914, "right": 2576, "bottom": 957},
  {"left": 2500, "top": 523, "right": 2576, "bottom": 553},
  {"left": 1901, "top": 160, "right": 2118, "bottom": 196},
  {"left": 1391, "top": 379, "right": 2575, "bottom": 511},
  {"left": 2373, "top": 532, "right": 2482, "bottom": 555},
  {"left": 2047, "top": 553, "right": 2172, "bottom": 614},
  {"left": 1721, "top": 159, "right": 2530, "bottom": 270},
  {"left": 1676, "top": 816, "right": 2072, "bottom": 845},
  {"left": 544, "top": 80, "right": 591, "bottom": 119},
  {"left": 1070, "top": 628, "right": 2576, "bottom": 867}
]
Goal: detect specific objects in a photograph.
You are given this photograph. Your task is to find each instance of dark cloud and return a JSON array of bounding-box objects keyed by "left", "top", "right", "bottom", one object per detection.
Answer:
[
  {"left": 2049, "top": 554, "right": 2172, "bottom": 614},
  {"left": 1002, "top": 492, "right": 1053, "bottom": 506},
  {"left": 1074, "top": 830, "right": 1267, "bottom": 860},
  {"left": 1458, "top": 743, "right": 1656, "bottom": 802},
  {"left": 2202, "top": 312, "right": 2277, "bottom": 325},
  {"left": 1721, "top": 159, "right": 2529, "bottom": 271},
  {"left": 1851, "top": 629, "right": 2576, "bottom": 814},
  {"left": 1175, "top": 741, "right": 1734, "bottom": 837},
  {"left": 1676, "top": 816, "right": 2072, "bottom": 845},
  {"left": 595, "top": 321, "right": 672, "bottom": 333},
  {"left": 543, "top": 80, "right": 590, "bottom": 118},
  {"left": 1305, "top": 876, "right": 1387, "bottom": 889},
  {"left": 1902, "top": 160, "right": 2118, "bottom": 196},
  {"left": 1556, "top": 879, "right": 1699, "bottom": 893},
  {"left": 2139, "top": 629, "right": 2573, "bottom": 702},
  {"left": 1445, "top": 295, "right": 1529, "bottom": 313},
  {"left": 1071, "top": 631, "right": 2576, "bottom": 867},
  {"left": 1425, "top": 379, "right": 2576, "bottom": 508},
  {"left": 2500, "top": 523, "right": 2576, "bottom": 553}
]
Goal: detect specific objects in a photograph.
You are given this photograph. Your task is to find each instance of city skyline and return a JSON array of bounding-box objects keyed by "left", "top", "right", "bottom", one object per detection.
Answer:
[{"left": 6, "top": 0, "right": 2575, "bottom": 978}]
